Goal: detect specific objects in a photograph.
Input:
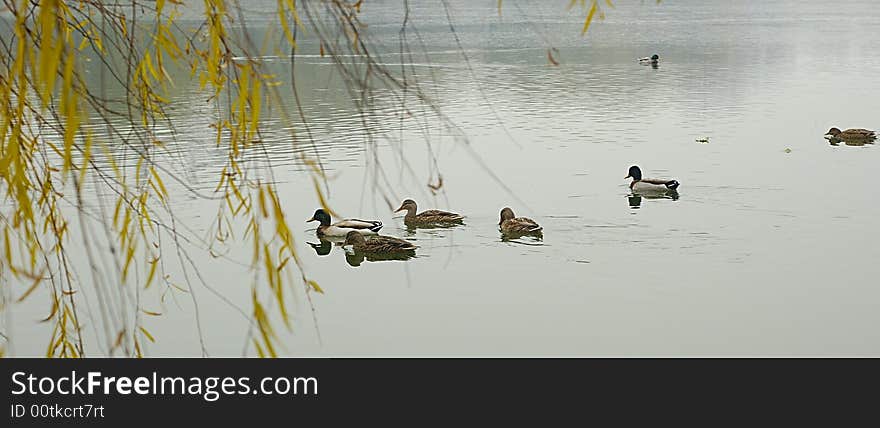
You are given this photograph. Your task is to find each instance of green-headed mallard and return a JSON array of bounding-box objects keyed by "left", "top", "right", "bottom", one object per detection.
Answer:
[
  {"left": 824, "top": 127, "right": 876, "bottom": 142},
  {"left": 626, "top": 165, "right": 680, "bottom": 193},
  {"left": 639, "top": 54, "right": 659, "bottom": 64},
  {"left": 307, "top": 209, "right": 382, "bottom": 237},
  {"left": 342, "top": 231, "right": 418, "bottom": 253},
  {"left": 499, "top": 207, "right": 542, "bottom": 235},
  {"left": 394, "top": 199, "right": 463, "bottom": 225}
]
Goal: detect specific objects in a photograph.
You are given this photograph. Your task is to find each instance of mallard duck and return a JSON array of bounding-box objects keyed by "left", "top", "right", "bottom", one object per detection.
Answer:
[
  {"left": 499, "top": 207, "right": 542, "bottom": 235},
  {"left": 342, "top": 231, "right": 418, "bottom": 253},
  {"left": 394, "top": 199, "right": 463, "bottom": 225},
  {"left": 307, "top": 209, "right": 382, "bottom": 237},
  {"left": 824, "top": 127, "right": 876, "bottom": 141},
  {"left": 639, "top": 54, "right": 659, "bottom": 64},
  {"left": 625, "top": 165, "right": 680, "bottom": 193}
]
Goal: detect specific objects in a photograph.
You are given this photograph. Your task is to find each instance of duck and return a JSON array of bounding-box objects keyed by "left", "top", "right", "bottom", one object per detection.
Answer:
[
  {"left": 499, "top": 207, "right": 543, "bottom": 235},
  {"left": 307, "top": 209, "right": 382, "bottom": 237},
  {"left": 394, "top": 199, "right": 464, "bottom": 225},
  {"left": 639, "top": 54, "right": 659, "bottom": 64},
  {"left": 625, "top": 165, "right": 680, "bottom": 193},
  {"left": 824, "top": 127, "right": 876, "bottom": 142},
  {"left": 342, "top": 231, "right": 418, "bottom": 253}
]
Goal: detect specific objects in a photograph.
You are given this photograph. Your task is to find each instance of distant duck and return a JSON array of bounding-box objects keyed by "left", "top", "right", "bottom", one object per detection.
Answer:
[
  {"left": 639, "top": 54, "right": 659, "bottom": 64},
  {"left": 625, "top": 165, "right": 680, "bottom": 193},
  {"left": 499, "top": 207, "right": 543, "bottom": 235},
  {"left": 394, "top": 199, "right": 464, "bottom": 225},
  {"left": 824, "top": 127, "right": 876, "bottom": 142},
  {"left": 342, "top": 231, "right": 418, "bottom": 253},
  {"left": 307, "top": 209, "right": 382, "bottom": 237}
]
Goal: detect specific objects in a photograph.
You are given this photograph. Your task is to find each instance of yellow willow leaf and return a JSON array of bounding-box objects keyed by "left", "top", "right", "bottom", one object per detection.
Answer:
[
  {"left": 283, "top": 0, "right": 305, "bottom": 31},
  {"left": 4, "top": 227, "right": 12, "bottom": 268},
  {"left": 41, "top": 299, "right": 58, "bottom": 323},
  {"left": 258, "top": 186, "right": 269, "bottom": 218},
  {"left": 139, "top": 326, "right": 155, "bottom": 343},
  {"left": 144, "top": 53, "right": 160, "bottom": 82},
  {"left": 497, "top": 0, "right": 502, "bottom": 16},
  {"left": 605, "top": 0, "right": 615, "bottom": 8},
  {"left": 145, "top": 257, "right": 159, "bottom": 288},
  {"left": 150, "top": 167, "right": 168, "bottom": 199},
  {"left": 112, "top": 197, "right": 123, "bottom": 227},
  {"left": 141, "top": 309, "right": 162, "bottom": 316},
  {"left": 78, "top": 37, "right": 88, "bottom": 51},
  {"left": 307, "top": 280, "right": 324, "bottom": 294},
  {"left": 94, "top": 35, "right": 104, "bottom": 53},
  {"left": 134, "top": 339, "right": 143, "bottom": 358},
  {"left": 253, "top": 338, "right": 265, "bottom": 358},
  {"left": 276, "top": 257, "right": 289, "bottom": 272},
  {"left": 582, "top": 1, "right": 598, "bottom": 35},
  {"left": 122, "top": 245, "right": 135, "bottom": 281},
  {"left": 278, "top": 1, "right": 296, "bottom": 46},
  {"left": 16, "top": 271, "right": 45, "bottom": 302}
]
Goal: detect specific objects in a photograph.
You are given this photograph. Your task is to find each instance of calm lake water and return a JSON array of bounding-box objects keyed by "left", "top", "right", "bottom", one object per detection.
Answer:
[{"left": 6, "top": 0, "right": 880, "bottom": 356}]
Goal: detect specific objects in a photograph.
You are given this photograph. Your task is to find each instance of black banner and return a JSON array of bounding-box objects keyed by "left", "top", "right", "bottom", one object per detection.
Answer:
[{"left": 2, "top": 358, "right": 877, "bottom": 425}]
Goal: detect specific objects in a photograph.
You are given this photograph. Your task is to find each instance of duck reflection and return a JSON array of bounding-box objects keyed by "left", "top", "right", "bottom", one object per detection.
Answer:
[
  {"left": 627, "top": 191, "right": 679, "bottom": 209},
  {"left": 344, "top": 250, "right": 417, "bottom": 267},
  {"left": 500, "top": 233, "right": 544, "bottom": 245},
  {"left": 307, "top": 239, "right": 334, "bottom": 256},
  {"left": 827, "top": 138, "right": 875, "bottom": 147}
]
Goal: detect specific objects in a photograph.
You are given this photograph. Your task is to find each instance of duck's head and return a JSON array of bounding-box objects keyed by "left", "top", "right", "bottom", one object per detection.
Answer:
[
  {"left": 499, "top": 207, "right": 516, "bottom": 225},
  {"left": 395, "top": 199, "right": 417, "bottom": 214},
  {"left": 625, "top": 165, "right": 642, "bottom": 181},
  {"left": 825, "top": 127, "right": 842, "bottom": 137},
  {"left": 651, "top": 54, "right": 659, "bottom": 61},
  {"left": 343, "top": 230, "right": 366, "bottom": 246},
  {"left": 307, "top": 209, "right": 332, "bottom": 226}
]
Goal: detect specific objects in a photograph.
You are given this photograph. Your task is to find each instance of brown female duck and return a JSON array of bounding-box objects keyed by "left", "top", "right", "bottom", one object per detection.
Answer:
[
  {"left": 343, "top": 231, "right": 418, "bottom": 253},
  {"left": 824, "top": 127, "right": 876, "bottom": 142},
  {"left": 394, "top": 199, "right": 463, "bottom": 225},
  {"left": 498, "top": 207, "right": 542, "bottom": 235}
]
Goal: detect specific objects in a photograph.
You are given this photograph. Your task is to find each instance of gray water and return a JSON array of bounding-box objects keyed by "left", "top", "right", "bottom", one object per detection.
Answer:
[{"left": 6, "top": 0, "right": 880, "bottom": 356}]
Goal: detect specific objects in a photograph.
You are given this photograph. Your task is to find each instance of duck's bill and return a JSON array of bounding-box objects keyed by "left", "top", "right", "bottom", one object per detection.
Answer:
[
  {"left": 393, "top": 207, "right": 404, "bottom": 213},
  {"left": 306, "top": 217, "right": 316, "bottom": 222},
  {"left": 625, "top": 175, "right": 631, "bottom": 179}
]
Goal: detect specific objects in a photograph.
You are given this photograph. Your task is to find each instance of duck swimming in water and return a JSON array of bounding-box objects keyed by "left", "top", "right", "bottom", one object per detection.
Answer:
[
  {"left": 394, "top": 199, "right": 464, "bottom": 226},
  {"left": 499, "top": 207, "right": 543, "bottom": 235},
  {"left": 307, "top": 209, "right": 382, "bottom": 237},
  {"left": 625, "top": 165, "right": 680, "bottom": 194},
  {"left": 342, "top": 231, "right": 418, "bottom": 253},
  {"left": 639, "top": 54, "right": 659, "bottom": 65},
  {"left": 824, "top": 127, "right": 876, "bottom": 142}
]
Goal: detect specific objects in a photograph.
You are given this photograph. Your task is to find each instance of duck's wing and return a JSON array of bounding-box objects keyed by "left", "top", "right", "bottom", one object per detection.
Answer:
[
  {"left": 371, "top": 236, "right": 418, "bottom": 251},
  {"left": 336, "top": 219, "right": 383, "bottom": 232},
  {"left": 844, "top": 129, "right": 876, "bottom": 137},
  {"left": 641, "top": 178, "right": 681, "bottom": 190},
  {"left": 417, "top": 209, "right": 464, "bottom": 221},
  {"left": 509, "top": 217, "right": 542, "bottom": 232}
]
